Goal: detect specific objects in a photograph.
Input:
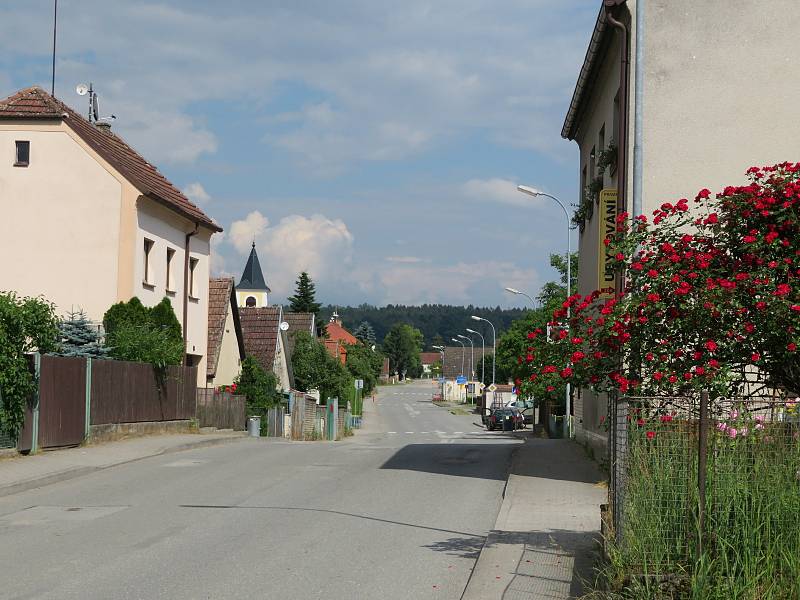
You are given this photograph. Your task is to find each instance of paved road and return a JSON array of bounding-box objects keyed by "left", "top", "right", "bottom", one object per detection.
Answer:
[{"left": 0, "top": 381, "right": 519, "bottom": 599}]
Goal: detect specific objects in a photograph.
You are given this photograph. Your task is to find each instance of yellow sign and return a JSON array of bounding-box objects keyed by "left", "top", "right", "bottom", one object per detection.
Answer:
[{"left": 597, "top": 189, "right": 618, "bottom": 297}]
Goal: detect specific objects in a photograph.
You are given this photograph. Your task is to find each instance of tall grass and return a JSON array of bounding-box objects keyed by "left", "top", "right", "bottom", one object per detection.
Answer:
[{"left": 598, "top": 406, "right": 800, "bottom": 599}]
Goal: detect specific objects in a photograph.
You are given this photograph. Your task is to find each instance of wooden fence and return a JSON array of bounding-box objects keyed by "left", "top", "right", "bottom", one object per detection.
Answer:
[
  {"left": 91, "top": 359, "right": 195, "bottom": 425},
  {"left": 15, "top": 355, "right": 198, "bottom": 451},
  {"left": 196, "top": 389, "right": 246, "bottom": 430}
]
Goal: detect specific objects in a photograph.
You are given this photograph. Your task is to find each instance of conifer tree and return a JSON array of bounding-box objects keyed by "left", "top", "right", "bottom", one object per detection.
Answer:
[
  {"left": 353, "top": 321, "right": 376, "bottom": 346},
  {"left": 288, "top": 271, "right": 321, "bottom": 318},
  {"left": 57, "top": 309, "right": 109, "bottom": 358}
]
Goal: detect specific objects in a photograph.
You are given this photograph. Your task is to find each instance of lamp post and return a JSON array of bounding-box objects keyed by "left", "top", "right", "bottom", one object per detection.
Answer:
[
  {"left": 470, "top": 316, "right": 496, "bottom": 385},
  {"left": 451, "top": 338, "right": 466, "bottom": 378},
  {"left": 516, "top": 185, "right": 573, "bottom": 438},
  {"left": 457, "top": 334, "right": 474, "bottom": 380},
  {"left": 432, "top": 344, "right": 445, "bottom": 401},
  {"left": 466, "top": 328, "right": 484, "bottom": 385},
  {"left": 451, "top": 338, "right": 466, "bottom": 403},
  {"left": 504, "top": 286, "right": 537, "bottom": 307}
]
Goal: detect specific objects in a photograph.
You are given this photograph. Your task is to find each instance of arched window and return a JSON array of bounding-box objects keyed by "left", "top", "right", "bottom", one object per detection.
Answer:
[{"left": 245, "top": 296, "right": 256, "bottom": 307}]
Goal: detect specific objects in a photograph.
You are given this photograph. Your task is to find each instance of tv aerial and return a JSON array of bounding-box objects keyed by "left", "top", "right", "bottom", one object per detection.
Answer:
[{"left": 76, "top": 82, "right": 116, "bottom": 124}]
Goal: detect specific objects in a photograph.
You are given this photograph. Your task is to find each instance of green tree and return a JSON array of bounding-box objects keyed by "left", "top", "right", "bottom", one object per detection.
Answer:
[
  {"left": 536, "top": 252, "right": 579, "bottom": 306},
  {"left": 102, "top": 297, "right": 184, "bottom": 387},
  {"left": 56, "top": 309, "right": 109, "bottom": 358},
  {"left": 345, "top": 343, "right": 383, "bottom": 395},
  {"left": 382, "top": 323, "right": 423, "bottom": 379},
  {"left": 291, "top": 331, "right": 353, "bottom": 401},
  {"left": 0, "top": 292, "right": 60, "bottom": 439},
  {"left": 353, "top": 321, "right": 376, "bottom": 346},
  {"left": 235, "top": 355, "right": 282, "bottom": 410},
  {"left": 288, "top": 272, "right": 321, "bottom": 318}
]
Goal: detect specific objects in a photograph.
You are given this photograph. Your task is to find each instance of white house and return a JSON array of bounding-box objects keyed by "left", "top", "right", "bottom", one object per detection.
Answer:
[{"left": 0, "top": 86, "right": 221, "bottom": 384}]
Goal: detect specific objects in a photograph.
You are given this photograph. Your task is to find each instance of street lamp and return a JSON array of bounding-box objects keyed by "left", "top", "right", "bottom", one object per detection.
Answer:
[
  {"left": 451, "top": 338, "right": 466, "bottom": 377},
  {"left": 432, "top": 344, "right": 445, "bottom": 401},
  {"left": 466, "top": 328, "right": 484, "bottom": 385},
  {"left": 470, "top": 316, "right": 496, "bottom": 385},
  {"left": 457, "top": 334, "right": 474, "bottom": 380},
  {"left": 504, "top": 286, "right": 537, "bottom": 307},
  {"left": 517, "top": 184, "right": 573, "bottom": 438}
]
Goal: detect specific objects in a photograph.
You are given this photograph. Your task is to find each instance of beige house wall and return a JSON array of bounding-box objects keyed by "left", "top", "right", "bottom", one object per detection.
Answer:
[
  {"left": 0, "top": 122, "right": 122, "bottom": 321},
  {"left": 135, "top": 199, "right": 213, "bottom": 386},
  {"left": 569, "top": 0, "right": 800, "bottom": 450},
  {"left": 208, "top": 306, "right": 242, "bottom": 388}
]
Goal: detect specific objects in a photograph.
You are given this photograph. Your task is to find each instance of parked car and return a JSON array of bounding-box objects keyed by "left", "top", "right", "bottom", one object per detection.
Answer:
[
  {"left": 486, "top": 407, "right": 524, "bottom": 431},
  {"left": 506, "top": 399, "right": 535, "bottom": 425}
]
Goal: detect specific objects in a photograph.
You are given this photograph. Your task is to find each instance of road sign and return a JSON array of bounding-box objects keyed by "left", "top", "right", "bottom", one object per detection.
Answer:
[
  {"left": 456, "top": 375, "right": 467, "bottom": 385},
  {"left": 355, "top": 379, "right": 364, "bottom": 389},
  {"left": 487, "top": 383, "right": 497, "bottom": 393}
]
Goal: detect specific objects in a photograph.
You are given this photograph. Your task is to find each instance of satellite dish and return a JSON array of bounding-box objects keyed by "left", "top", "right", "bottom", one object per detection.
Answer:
[
  {"left": 92, "top": 95, "right": 99, "bottom": 122},
  {"left": 279, "top": 321, "right": 290, "bottom": 332},
  {"left": 76, "top": 83, "right": 88, "bottom": 96}
]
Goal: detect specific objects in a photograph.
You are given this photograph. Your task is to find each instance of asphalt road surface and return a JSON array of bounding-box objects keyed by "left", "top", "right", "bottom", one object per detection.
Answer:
[{"left": 0, "top": 380, "right": 520, "bottom": 600}]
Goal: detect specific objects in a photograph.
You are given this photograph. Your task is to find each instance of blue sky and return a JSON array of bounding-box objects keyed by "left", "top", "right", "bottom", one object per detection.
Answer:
[{"left": 1, "top": 1, "right": 598, "bottom": 307}]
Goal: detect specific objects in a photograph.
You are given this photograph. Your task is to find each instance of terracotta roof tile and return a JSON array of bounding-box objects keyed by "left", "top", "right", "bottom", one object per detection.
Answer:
[
  {"left": 207, "top": 277, "right": 234, "bottom": 378},
  {"left": 239, "top": 306, "right": 281, "bottom": 375},
  {"left": 0, "top": 87, "right": 220, "bottom": 231},
  {"left": 420, "top": 352, "right": 441, "bottom": 365},
  {"left": 325, "top": 321, "right": 359, "bottom": 345},
  {"left": 442, "top": 346, "right": 492, "bottom": 379},
  {"left": 282, "top": 312, "right": 315, "bottom": 359}
]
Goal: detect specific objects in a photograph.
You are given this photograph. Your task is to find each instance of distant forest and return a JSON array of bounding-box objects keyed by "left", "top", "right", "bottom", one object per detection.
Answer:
[{"left": 319, "top": 304, "right": 527, "bottom": 350}]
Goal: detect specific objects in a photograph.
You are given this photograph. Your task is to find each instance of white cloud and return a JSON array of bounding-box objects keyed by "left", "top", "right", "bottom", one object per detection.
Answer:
[
  {"left": 462, "top": 178, "right": 542, "bottom": 209},
  {"left": 226, "top": 211, "right": 354, "bottom": 297},
  {"left": 209, "top": 231, "right": 228, "bottom": 276},
  {"left": 0, "top": 1, "right": 594, "bottom": 172},
  {"left": 368, "top": 260, "right": 541, "bottom": 306},
  {"left": 385, "top": 256, "right": 428, "bottom": 264},
  {"left": 228, "top": 211, "right": 269, "bottom": 254},
  {"left": 183, "top": 182, "right": 212, "bottom": 206}
]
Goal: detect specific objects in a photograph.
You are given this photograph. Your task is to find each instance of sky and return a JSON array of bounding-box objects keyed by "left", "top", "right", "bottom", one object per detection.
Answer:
[{"left": 1, "top": 1, "right": 598, "bottom": 308}]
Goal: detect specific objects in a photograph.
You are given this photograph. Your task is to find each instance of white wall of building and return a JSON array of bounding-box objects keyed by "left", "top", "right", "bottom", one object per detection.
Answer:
[{"left": 0, "top": 124, "right": 122, "bottom": 321}]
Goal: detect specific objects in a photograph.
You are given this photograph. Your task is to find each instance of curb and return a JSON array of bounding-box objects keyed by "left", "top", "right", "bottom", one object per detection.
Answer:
[{"left": 0, "top": 434, "right": 247, "bottom": 499}]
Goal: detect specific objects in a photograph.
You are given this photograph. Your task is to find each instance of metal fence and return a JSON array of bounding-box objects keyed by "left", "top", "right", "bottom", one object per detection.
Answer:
[{"left": 609, "top": 392, "right": 800, "bottom": 587}]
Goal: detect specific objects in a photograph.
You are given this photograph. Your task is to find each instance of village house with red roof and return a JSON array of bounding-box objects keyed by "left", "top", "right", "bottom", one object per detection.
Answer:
[
  {"left": 324, "top": 312, "right": 359, "bottom": 364},
  {"left": 0, "top": 86, "right": 221, "bottom": 384}
]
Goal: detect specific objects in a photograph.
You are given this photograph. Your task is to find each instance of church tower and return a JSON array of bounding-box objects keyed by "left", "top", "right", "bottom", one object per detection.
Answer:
[{"left": 237, "top": 243, "right": 270, "bottom": 308}]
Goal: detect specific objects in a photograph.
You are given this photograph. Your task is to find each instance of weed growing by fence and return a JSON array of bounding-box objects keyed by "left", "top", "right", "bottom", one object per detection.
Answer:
[{"left": 600, "top": 397, "right": 800, "bottom": 599}]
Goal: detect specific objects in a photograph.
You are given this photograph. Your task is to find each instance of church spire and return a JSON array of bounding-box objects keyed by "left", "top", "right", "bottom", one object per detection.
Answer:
[{"left": 238, "top": 243, "right": 270, "bottom": 292}]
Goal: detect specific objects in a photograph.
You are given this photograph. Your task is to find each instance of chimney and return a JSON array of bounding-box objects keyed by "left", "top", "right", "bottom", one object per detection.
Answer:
[{"left": 95, "top": 121, "right": 112, "bottom": 133}]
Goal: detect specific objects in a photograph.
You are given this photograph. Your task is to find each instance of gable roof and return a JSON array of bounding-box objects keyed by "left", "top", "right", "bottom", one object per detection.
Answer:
[
  {"left": 238, "top": 243, "right": 270, "bottom": 291},
  {"left": 325, "top": 320, "right": 358, "bottom": 346},
  {"left": 282, "top": 311, "right": 315, "bottom": 359},
  {"left": 207, "top": 277, "right": 245, "bottom": 378},
  {"left": 239, "top": 306, "right": 281, "bottom": 375},
  {"left": 420, "top": 352, "right": 441, "bottom": 365},
  {"left": 441, "top": 345, "right": 492, "bottom": 379},
  {"left": 561, "top": 1, "right": 626, "bottom": 141},
  {"left": 0, "top": 86, "right": 220, "bottom": 232}
]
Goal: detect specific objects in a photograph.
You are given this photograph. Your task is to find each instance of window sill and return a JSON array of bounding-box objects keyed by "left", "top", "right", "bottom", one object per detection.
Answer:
[
  {"left": 142, "top": 281, "right": 156, "bottom": 290},
  {"left": 166, "top": 288, "right": 176, "bottom": 296},
  {"left": 13, "top": 162, "right": 29, "bottom": 168},
  {"left": 188, "top": 295, "right": 199, "bottom": 302}
]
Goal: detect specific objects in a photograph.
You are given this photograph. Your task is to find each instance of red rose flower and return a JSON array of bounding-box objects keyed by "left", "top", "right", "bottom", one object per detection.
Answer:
[{"left": 646, "top": 431, "right": 656, "bottom": 440}]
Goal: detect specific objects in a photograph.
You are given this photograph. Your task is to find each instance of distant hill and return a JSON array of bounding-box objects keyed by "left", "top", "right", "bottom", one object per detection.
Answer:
[{"left": 319, "top": 304, "right": 527, "bottom": 350}]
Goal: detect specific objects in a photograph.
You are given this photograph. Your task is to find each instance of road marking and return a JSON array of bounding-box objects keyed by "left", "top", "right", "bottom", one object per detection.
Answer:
[
  {"left": 420, "top": 431, "right": 429, "bottom": 434},
  {"left": 453, "top": 431, "right": 463, "bottom": 434},
  {"left": 387, "top": 431, "right": 397, "bottom": 434},
  {"left": 405, "top": 431, "right": 414, "bottom": 434}
]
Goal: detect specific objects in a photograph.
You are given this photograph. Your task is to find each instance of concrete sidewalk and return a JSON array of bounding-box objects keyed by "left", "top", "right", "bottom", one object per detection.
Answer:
[
  {"left": 463, "top": 437, "right": 606, "bottom": 600},
  {"left": 0, "top": 431, "right": 246, "bottom": 498}
]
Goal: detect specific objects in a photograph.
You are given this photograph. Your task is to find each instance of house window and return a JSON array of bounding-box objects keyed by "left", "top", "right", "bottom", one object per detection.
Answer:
[
  {"left": 166, "top": 248, "right": 176, "bottom": 292},
  {"left": 598, "top": 125, "right": 605, "bottom": 161},
  {"left": 245, "top": 296, "right": 256, "bottom": 307},
  {"left": 589, "top": 145, "right": 596, "bottom": 178},
  {"left": 143, "top": 239, "right": 155, "bottom": 285},
  {"left": 189, "top": 257, "right": 199, "bottom": 299},
  {"left": 14, "top": 141, "right": 30, "bottom": 167}
]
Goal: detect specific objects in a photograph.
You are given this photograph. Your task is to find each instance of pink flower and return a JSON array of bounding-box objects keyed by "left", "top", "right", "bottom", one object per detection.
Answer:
[{"left": 728, "top": 427, "right": 738, "bottom": 439}]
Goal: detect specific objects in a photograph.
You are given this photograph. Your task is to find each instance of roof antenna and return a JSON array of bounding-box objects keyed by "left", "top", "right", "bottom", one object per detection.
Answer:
[
  {"left": 75, "top": 83, "right": 116, "bottom": 124},
  {"left": 51, "top": 0, "right": 58, "bottom": 96}
]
